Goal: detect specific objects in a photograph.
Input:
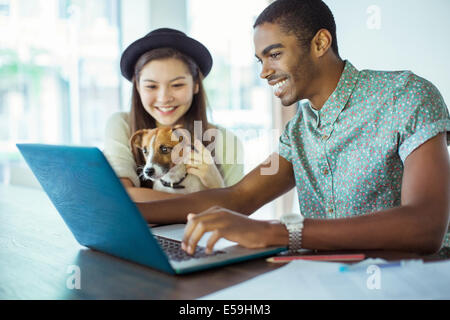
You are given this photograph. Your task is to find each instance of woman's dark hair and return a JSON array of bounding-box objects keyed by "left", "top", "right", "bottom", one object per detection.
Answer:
[
  {"left": 253, "top": 0, "right": 339, "bottom": 57},
  {"left": 130, "top": 47, "right": 210, "bottom": 187}
]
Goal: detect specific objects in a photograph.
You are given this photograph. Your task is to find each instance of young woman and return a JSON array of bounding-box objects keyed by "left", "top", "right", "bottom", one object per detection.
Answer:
[{"left": 103, "top": 28, "right": 243, "bottom": 202}]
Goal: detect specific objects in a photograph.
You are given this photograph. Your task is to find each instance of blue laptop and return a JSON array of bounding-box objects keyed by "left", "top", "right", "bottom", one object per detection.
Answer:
[{"left": 17, "top": 144, "right": 286, "bottom": 274}]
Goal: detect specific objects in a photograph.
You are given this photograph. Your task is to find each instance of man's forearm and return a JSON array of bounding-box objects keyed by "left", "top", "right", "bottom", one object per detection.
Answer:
[
  {"left": 266, "top": 204, "right": 447, "bottom": 254},
  {"left": 136, "top": 154, "right": 296, "bottom": 224},
  {"left": 136, "top": 186, "right": 240, "bottom": 224},
  {"left": 126, "top": 187, "right": 181, "bottom": 202},
  {"left": 302, "top": 205, "right": 447, "bottom": 254}
]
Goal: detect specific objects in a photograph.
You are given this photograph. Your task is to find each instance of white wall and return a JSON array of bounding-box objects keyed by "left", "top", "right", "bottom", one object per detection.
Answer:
[{"left": 326, "top": 0, "right": 450, "bottom": 106}]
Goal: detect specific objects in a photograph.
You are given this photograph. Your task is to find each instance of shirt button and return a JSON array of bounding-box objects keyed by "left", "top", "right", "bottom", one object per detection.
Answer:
[
  {"left": 322, "top": 168, "right": 329, "bottom": 175},
  {"left": 322, "top": 135, "right": 329, "bottom": 141},
  {"left": 328, "top": 207, "right": 334, "bottom": 214}
]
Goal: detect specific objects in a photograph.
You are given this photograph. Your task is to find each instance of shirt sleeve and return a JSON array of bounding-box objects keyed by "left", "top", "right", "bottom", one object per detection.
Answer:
[
  {"left": 278, "top": 120, "right": 294, "bottom": 163},
  {"left": 396, "top": 75, "right": 450, "bottom": 162},
  {"left": 103, "top": 112, "right": 141, "bottom": 187}
]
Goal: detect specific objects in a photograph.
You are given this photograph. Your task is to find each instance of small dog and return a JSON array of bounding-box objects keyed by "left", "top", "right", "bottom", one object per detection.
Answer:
[{"left": 130, "top": 125, "right": 206, "bottom": 194}]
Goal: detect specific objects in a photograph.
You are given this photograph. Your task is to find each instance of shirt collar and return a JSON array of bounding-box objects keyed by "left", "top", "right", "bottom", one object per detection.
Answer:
[{"left": 304, "top": 60, "right": 360, "bottom": 129}]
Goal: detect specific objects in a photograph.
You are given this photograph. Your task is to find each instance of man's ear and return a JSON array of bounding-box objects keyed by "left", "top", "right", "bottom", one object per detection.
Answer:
[{"left": 311, "top": 28, "right": 333, "bottom": 58}]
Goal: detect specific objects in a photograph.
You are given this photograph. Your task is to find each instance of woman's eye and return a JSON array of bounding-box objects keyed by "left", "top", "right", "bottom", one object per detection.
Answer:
[
  {"left": 145, "top": 85, "right": 157, "bottom": 89},
  {"left": 172, "top": 83, "right": 185, "bottom": 88}
]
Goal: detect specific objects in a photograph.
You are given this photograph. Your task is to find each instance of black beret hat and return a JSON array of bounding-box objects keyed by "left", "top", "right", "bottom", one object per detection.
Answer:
[{"left": 120, "top": 28, "right": 213, "bottom": 81}]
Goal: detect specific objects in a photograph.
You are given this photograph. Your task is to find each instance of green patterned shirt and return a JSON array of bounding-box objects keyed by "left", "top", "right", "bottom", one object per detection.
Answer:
[{"left": 279, "top": 61, "right": 450, "bottom": 247}]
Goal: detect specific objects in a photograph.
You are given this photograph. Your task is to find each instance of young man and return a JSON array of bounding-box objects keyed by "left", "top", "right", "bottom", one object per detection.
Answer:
[{"left": 136, "top": 0, "right": 450, "bottom": 256}]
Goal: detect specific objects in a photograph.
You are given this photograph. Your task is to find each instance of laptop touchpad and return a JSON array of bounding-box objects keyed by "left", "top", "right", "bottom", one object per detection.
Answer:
[{"left": 150, "top": 224, "right": 237, "bottom": 250}]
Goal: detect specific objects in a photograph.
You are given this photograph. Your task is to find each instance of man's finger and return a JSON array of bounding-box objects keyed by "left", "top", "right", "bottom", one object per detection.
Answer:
[
  {"left": 182, "top": 213, "right": 198, "bottom": 250},
  {"left": 182, "top": 212, "right": 214, "bottom": 251},
  {"left": 182, "top": 208, "right": 225, "bottom": 253},
  {"left": 187, "top": 213, "right": 196, "bottom": 220},
  {"left": 186, "top": 220, "right": 210, "bottom": 255},
  {"left": 206, "top": 230, "right": 222, "bottom": 254}
]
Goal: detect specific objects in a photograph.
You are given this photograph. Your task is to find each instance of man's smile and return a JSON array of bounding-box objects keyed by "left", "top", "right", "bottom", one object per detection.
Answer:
[{"left": 270, "top": 78, "right": 288, "bottom": 97}]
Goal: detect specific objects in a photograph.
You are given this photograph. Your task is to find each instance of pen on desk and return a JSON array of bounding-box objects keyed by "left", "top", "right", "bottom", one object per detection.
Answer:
[
  {"left": 338, "top": 261, "right": 403, "bottom": 272},
  {"left": 266, "top": 253, "right": 366, "bottom": 263}
]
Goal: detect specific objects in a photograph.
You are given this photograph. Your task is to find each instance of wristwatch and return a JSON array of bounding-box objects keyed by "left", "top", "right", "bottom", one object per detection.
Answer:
[{"left": 281, "top": 213, "right": 305, "bottom": 253}]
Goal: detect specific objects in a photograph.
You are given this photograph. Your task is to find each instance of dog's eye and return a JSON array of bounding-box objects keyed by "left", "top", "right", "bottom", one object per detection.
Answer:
[
  {"left": 159, "top": 145, "right": 171, "bottom": 154},
  {"left": 142, "top": 147, "right": 148, "bottom": 154}
]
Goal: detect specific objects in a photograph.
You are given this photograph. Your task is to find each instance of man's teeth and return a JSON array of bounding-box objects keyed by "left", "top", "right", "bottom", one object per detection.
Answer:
[{"left": 273, "top": 80, "right": 287, "bottom": 90}]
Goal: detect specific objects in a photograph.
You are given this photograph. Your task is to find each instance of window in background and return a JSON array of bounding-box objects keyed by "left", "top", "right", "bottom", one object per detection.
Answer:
[
  {"left": 187, "top": 0, "right": 286, "bottom": 219},
  {"left": 187, "top": 0, "right": 276, "bottom": 175},
  {"left": 0, "top": 0, "right": 121, "bottom": 185}
]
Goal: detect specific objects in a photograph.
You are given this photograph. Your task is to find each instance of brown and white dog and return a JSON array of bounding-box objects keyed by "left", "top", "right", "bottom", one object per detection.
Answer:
[{"left": 130, "top": 125, "right": 206, "bottom": 194}]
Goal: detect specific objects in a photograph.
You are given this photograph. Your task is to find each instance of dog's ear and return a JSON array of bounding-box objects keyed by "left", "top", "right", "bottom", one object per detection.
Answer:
[{"left": 129, "top": 129, "right": 155, "bottom": 161}]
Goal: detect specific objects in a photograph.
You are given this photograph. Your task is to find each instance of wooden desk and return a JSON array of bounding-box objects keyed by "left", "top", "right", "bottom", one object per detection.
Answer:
[{"left": 0, "top": 185, "right": 447, "bottom": 299}]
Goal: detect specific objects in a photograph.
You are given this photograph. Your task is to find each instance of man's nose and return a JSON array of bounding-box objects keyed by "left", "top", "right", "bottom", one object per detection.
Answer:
[{"left": 259, "top": 62, "right": 274, "bottom": 80}]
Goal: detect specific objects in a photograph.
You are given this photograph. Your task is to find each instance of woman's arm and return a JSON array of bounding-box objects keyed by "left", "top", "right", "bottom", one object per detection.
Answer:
[{"left": 120, "top": 178, "right": 181, "bottom": 202}]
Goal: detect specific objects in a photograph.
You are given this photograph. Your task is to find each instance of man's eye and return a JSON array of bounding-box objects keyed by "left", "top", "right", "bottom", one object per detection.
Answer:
[{"left": 270, "top": 52, "right": 281, "bottom": 59}]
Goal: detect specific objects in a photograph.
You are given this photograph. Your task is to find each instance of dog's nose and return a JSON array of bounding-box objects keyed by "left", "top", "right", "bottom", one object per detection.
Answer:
[{"left": 145, "top": 167, "right": 155, "bottom": 177}]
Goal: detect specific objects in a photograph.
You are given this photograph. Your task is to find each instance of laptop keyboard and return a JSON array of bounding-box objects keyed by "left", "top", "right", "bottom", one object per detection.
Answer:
[{"left": 155, "top": 235, "right": 226, "bottom": 262}]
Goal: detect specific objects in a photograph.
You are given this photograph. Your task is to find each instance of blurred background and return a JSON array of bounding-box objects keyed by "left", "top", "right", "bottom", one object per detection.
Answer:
[{"left": 1, "top": 0, "right": 449, "bottom": 219}]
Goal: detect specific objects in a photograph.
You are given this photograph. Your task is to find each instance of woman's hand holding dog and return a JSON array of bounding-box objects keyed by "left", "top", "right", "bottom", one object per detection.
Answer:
[{"left": 186, "top": 139, "right": 225, "bottom": 189}]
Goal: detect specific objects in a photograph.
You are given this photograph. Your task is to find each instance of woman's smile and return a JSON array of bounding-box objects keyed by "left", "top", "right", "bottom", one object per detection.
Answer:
[{"left": 154, "top": 105, "right": 179, "bottom": 115}]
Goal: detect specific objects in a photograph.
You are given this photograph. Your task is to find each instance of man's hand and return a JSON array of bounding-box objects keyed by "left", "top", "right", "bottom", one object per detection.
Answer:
[{"left": 181, "top": 206, "right": 281, "bottom": 255}]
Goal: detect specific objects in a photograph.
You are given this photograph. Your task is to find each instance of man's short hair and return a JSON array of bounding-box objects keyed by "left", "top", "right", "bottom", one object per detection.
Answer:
[{"left": 254, "top": 0, "right": 339, "bottom": 57}]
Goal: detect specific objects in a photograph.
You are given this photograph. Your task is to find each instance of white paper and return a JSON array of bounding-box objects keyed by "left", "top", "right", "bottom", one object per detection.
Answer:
[{"left": 199, "top": 258, "right": 450, "bottom": 300}]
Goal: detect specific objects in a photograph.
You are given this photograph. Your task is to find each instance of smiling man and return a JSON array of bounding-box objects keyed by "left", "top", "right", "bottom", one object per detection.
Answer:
[{"left": 136, "top": 0, "right": 450, "bottom": 256}]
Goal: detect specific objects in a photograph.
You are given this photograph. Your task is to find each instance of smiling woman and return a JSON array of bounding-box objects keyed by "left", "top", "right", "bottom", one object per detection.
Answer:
[
  {"left": 136, "top": 56, "right": 199, "bottom": 127},
  {"left": 103, "top": 28, "right": 244, "bottom": 203}
]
